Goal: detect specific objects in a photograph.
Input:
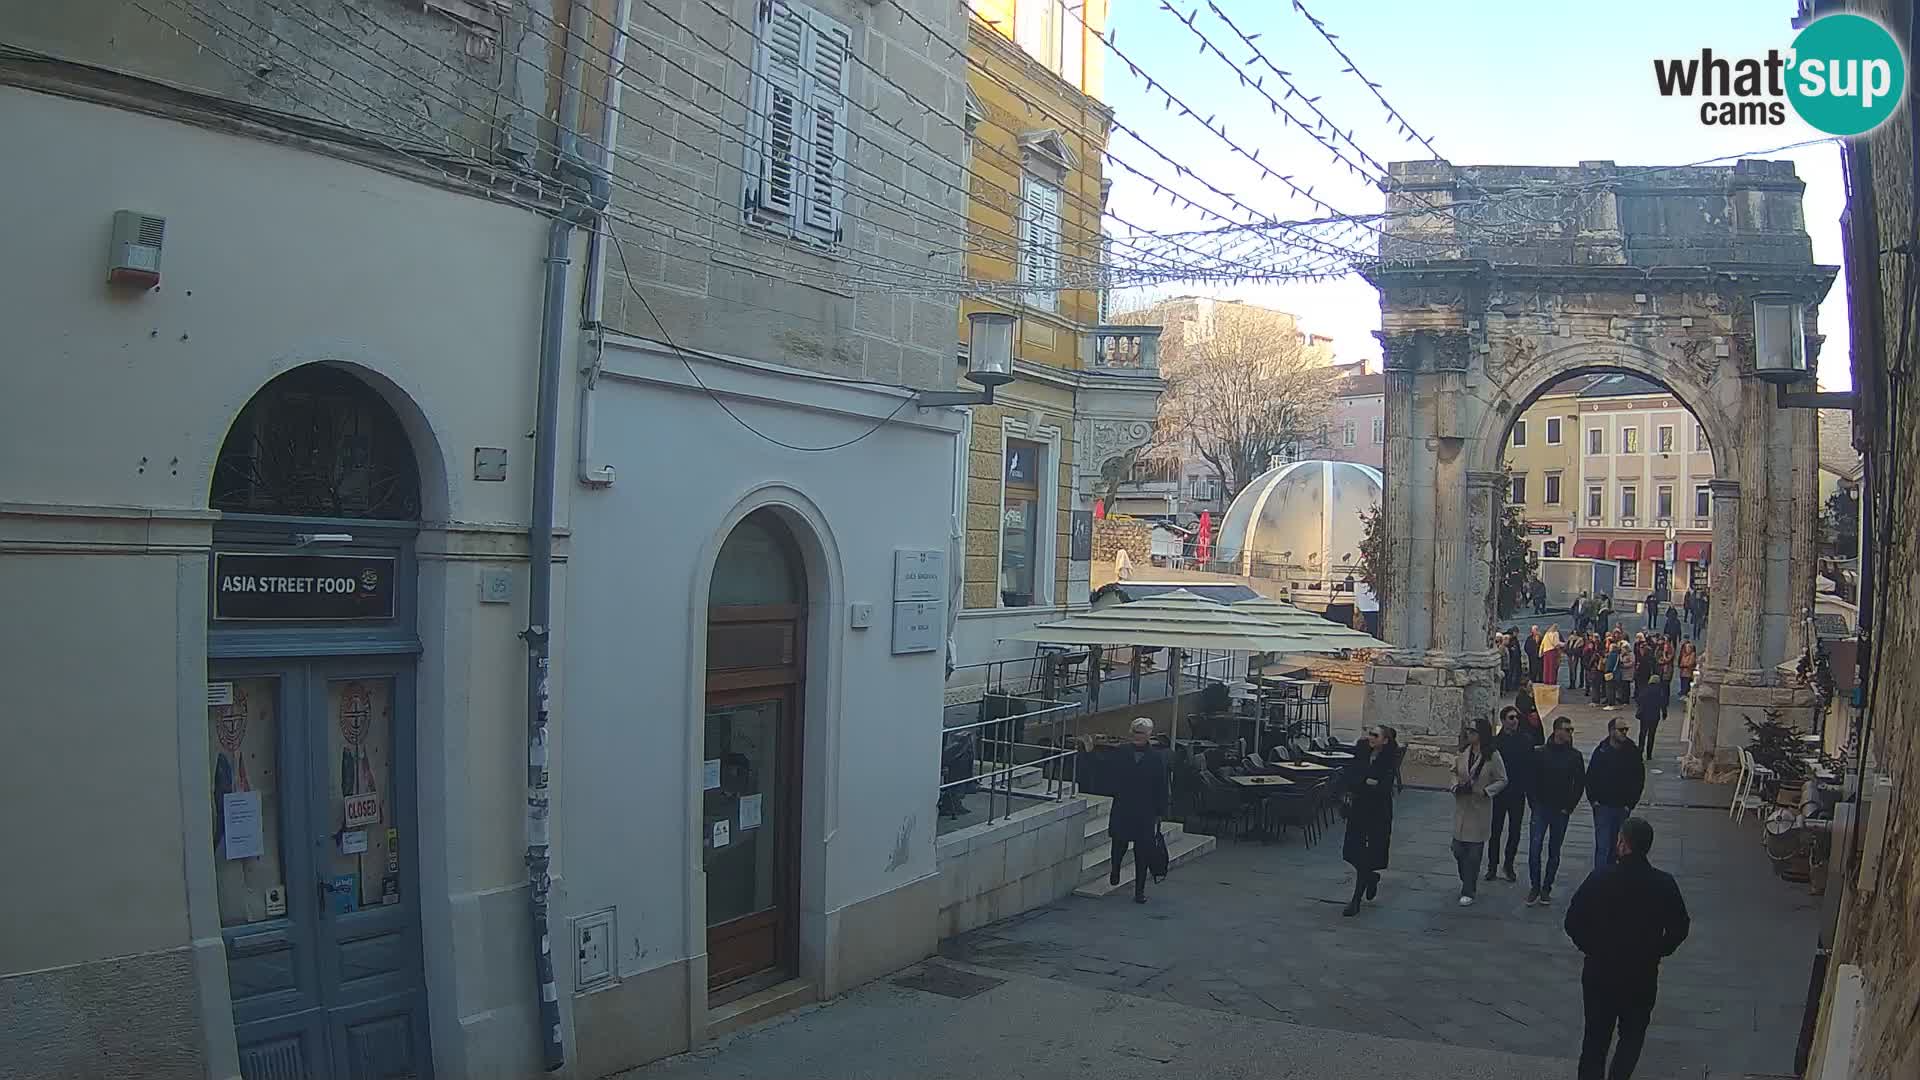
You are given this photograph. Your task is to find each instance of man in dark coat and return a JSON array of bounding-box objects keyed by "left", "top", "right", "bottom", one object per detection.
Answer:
[
  {"left": 1487, "top": 707, "right": 1541, "bottom": 882},
  {"left": 1527, "top": 716, "right": 1586, "bottom": 905},
  {"left": 1635, "top": 673, "right": 1666, "bottom": 763},
  {"left": 1341, "top": 724, "right": 1400, "bottom": 916},
  {"left": 1662, "top": 606, "right": 1683, "bottom": 646},
  {"left": 1565, "top": 817, "right": 1690, "bottom": 1080},
  {"left": 1574, "top": 591, "right": 1591, "bottom": 634},
  {"left": 1525, "top": 626, "right": 1543, "bottom": 684},
  {"left": 1586, "top": 718, "right": 1645, "bottom": 871},
  {"left": 1108, "top": 717, "right": 1169, "bottom": 903}
]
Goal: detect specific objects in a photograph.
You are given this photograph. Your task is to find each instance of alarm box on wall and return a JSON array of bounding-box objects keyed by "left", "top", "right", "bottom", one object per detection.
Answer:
[{"left": 108, "top": 210, "right": 165, "bottom": 288}]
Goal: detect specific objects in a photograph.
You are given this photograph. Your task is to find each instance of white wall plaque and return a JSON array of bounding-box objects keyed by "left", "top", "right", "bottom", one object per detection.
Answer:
[
  {"left": 891, "top": 600, "right": 942, "bottom": 655},
  {"left": 892, "top": 549, "right": 946, "bottom": 602}
]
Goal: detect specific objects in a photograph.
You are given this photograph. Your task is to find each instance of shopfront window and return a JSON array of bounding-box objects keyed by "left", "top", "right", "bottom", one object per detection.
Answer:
[
  {"left": 1001, "top": 439, "right": 1043, "bottom": 607},
  {"left": 1618, "top": 560, "right": 1640, "bottom": 588}
]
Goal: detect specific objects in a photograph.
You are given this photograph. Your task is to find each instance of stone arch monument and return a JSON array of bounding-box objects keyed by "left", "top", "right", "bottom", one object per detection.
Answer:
[{"left": 1364, "top": 159, "right": 1837, "bottom": 776}]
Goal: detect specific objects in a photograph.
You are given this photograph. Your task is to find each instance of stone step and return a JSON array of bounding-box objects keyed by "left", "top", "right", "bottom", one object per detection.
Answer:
[
  {"left": 1077, "top": 821, "right": 1190, "bottom": 874},
  {"left": 1072, "top": 828, "right": 1216, "bottom": 898},
  {"left": 705, "top": 977, "right": 815, "bottom": 1039}
]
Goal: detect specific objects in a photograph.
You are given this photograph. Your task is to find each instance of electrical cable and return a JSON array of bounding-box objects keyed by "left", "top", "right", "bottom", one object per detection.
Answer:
[{"left": 609, "top": 228, "right": 918, "bottom": 451}]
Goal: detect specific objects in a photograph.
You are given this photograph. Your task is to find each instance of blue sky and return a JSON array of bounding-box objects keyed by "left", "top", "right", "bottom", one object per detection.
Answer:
[{"left": 1103, "top": 0, "right": 1851, "bottom": 388}]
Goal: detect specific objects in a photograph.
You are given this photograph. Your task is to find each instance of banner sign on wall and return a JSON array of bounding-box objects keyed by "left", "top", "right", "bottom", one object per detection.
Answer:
[{"left": 214, "top": 553, "right": 397, "bottom": 621}]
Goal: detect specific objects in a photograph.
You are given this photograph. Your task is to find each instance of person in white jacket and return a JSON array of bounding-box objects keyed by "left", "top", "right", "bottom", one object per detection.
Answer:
[{"left": 1450, "top": 715, "right": 1510, "bottom": 907}]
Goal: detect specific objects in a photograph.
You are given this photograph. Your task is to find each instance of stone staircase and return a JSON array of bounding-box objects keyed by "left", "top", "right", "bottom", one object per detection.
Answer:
[{"left": 998, "top": 762, "right": 1217, "bottom": 899}]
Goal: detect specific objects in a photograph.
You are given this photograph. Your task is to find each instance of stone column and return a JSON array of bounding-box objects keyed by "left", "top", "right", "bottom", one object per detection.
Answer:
[
  {"left": 1380, "top": 368, "right": 1423, "bottom": 662},
  {"left": 1684, "top": 477, "right": 1743, "bottom": 777},
  {"left": 1461, "top": 470, "right": 1507, "bottom": 727},
  {"left": 1425, "top": 445, "right": 1468, "bottom": 666}
]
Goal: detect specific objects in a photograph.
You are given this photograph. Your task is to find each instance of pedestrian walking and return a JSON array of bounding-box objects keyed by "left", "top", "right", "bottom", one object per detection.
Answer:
[
  {"left": 1643, "top": 593, "right": 1658, "bottom": 633},
  {"left": 1586, "top": 718, "right": 1645, "bottom": 871},
  {"left": 1107, "top": 718, "right": 1168, "bottom": 904},
  {"left": 1615, "top": 641, "right": 1637, "bottom": 708},
  {"left": 1534, "top": 578, "right": 1549, "bottom": 615},
  {"left": 1450, "top": 716, "right": 1509, "bottom": 907},
  {"left": 1527, "top": 715, "right": 1586, "bottom": 906},
  {"left": 1574, "top": 591, "right": 1591, "bottom": 635},
  {"left": 1515, "top": 681, "right": 1539, "bottom": 729},
  {"left": 1565, "top": 817, "right": 1691, "bottom": 1080},
  {"left": 1506, "top": 630, "right": 1523, "bottom": 692},
  {"left": 1655, "top": 640, "right": 1675, "bottom": 724},
  {"left": 1588, "top": 643, "right": 1609, "bottom": 705},
  {"left": 1677, "top": 641, "right": 1697, "bottom": 699},
  {"left": 1695, "top": 592, "right": 1709, "bottom": 636},
  {"left": 1340, "top": 724, "right": 1400, "bottom": 917},
  {"left": 1487, "top": 707, "right": 1541, "bottom": 883},
  {"left": 1597, "top": 595, "right": 1613, "bottom": 636},
  {"left": 1634, "top": 675, "right": 1665, "bottom": 764},
  {"left": 1662, "top": 605, "right": 1682, "bottom": 646},
  {"left": 1567, "top": 632, "right": 1585, "bottom": 691},
  {"left": 1540, "top": 624, "right": 1563, "bottom": 687},
  {"left": 1526, "top": 625, "right": 1543, "bottom": 684}
]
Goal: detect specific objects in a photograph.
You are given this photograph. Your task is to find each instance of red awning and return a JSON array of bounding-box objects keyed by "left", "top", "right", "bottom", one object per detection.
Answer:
[
  {"left": 1608, "top": 539, "right": 1644, "bottom": 561},
  {"left": 1571, "top": 538, "right": 1606, "bottom": 559},
  {"left": 1678, "top": 541, "right": 1712, "bottom": 563}
]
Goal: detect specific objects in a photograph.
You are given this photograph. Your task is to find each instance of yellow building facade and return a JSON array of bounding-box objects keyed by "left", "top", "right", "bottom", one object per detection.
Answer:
[{"left": 950, "top": 1, "right": 1164, "bottom": 673}]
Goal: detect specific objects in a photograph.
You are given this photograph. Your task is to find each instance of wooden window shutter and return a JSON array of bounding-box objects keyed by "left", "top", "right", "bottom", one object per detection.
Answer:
[
  {"left": 1021, "top": 177, "right": 1061, "bottom": 311},
  {"left": 798, "top": 12, "right": 851, "bottom": 243},
  {"left": 747, "top": 0, "right": 808, "bottom": 225}
]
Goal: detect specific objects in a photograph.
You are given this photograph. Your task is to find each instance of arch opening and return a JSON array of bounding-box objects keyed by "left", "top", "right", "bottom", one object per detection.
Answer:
[{"left": 210, "top": 363, "right": 423, "bottom": 520}]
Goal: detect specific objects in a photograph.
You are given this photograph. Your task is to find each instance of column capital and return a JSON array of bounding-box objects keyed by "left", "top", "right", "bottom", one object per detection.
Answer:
[
  {"left": 1708, "top": 478, "right": 1742, "bottom": 497},
  {"left": 1466, "top": 470, "right": 1507, "bottom": 491}
]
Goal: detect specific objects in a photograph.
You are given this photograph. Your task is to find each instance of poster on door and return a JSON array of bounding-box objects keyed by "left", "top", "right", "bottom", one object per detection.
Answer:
[
  {"left": 327, "top": 678, "right": 398, "bottom": 910},
  {"left": 209, "top": 678, "right": 285, "bottom": 928}
]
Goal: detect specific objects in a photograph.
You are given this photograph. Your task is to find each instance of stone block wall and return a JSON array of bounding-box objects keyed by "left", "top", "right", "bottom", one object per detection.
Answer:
[{"left": 935, "top": 797, "right": 1090, "bottom": 939}]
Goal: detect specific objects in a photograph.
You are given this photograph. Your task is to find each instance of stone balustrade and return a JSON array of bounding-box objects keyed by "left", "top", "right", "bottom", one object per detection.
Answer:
[{"left": 1085, "top": 325, "right": 1162, "bottom": 373}]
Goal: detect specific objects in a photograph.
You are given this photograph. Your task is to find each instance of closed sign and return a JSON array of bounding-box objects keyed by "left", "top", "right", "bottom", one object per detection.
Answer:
[{"left": 343, "top": 793, "right": 382, "bottom": 828}]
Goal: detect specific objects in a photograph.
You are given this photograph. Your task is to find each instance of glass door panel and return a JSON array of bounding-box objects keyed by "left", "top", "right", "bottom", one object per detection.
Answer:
[{"left": 704, "top": 695, "right": 792, "bottom": 989}]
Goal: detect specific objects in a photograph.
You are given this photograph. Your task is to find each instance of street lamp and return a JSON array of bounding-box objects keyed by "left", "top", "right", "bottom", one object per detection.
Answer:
[
  {"left": 916, "top": 311, "right": 1016, "bottom": 407},
  {"left": 1754, "top": 294, "right": 1855, "bottom": 410}
]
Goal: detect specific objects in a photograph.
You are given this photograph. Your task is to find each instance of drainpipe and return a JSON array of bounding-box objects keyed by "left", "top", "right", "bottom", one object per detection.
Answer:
[
  {"left": 524, "top": 0, "right": 606, "bottom": 1069},
  {"left": 575, "top": 0, "right": 634, "bottom": 488}
]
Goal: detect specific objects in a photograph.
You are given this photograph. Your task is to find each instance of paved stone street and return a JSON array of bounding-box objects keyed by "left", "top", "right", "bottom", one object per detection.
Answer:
[{"left": 633, "top": 710, "right": 1816, "bottom": 1080}]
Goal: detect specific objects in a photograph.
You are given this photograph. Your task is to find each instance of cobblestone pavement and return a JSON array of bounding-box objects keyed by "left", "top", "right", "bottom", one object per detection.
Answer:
[{"left": 940, "top": 722, "right": 1819, "bottom": 1080}]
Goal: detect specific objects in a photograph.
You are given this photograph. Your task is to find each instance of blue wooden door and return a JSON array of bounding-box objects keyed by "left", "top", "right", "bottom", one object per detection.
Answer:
[{"left": 212, "top": 660, "right": 431, "bottom": 1078}]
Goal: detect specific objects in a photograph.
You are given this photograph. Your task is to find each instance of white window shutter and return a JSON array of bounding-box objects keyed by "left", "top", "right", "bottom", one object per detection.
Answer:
[
  {"left": 747, "top": 0, "right": 807, "bottom": 225},
  {"left": 798, "top": 12, "right": 851, "bottom": 243},
  {"left": 1022, "top": 178, "right": 1061, "bottom": 311}
]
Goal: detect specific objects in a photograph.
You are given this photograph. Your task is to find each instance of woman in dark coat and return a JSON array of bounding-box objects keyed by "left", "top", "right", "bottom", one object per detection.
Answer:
[
  {"left": 1341, "top": 724, "right": 1401, "bottom": 916},
  {"left": 1108, "top": 717, "right": 1169, "bottom": 903}
]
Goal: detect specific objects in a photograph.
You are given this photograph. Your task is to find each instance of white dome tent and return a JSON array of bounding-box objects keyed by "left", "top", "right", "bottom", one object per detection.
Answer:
[{"left": 1212, "top": 459, "right": 1383, "bottom": 588}]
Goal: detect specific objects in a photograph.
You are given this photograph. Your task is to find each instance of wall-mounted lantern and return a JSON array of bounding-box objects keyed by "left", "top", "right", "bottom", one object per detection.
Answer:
[
  {"left": 1754, "top": 294, "right": 1855, "bottom": 411},
  {"left": 917, "top": 311, "right": 1015, "bottom": 408}
]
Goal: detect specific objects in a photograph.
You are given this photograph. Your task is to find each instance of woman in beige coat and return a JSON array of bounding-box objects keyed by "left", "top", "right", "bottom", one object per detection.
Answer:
[{"left": 1451, "top": 715, "right": 1509, "bottom": 907}]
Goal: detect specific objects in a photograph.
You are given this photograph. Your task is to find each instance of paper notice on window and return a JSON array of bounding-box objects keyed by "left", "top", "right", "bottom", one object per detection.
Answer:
[
  {"left": 223, "top": 791, "right": 263, "bottom": 860},
  {"left": 703, "top": 759, "right": 722, "bottom": 790},
  {"left": 711, "top": 819, "right": 731, "bottom": 848},
  {"left": 738, "top": 794, "right": 763, "bottom": 831}
]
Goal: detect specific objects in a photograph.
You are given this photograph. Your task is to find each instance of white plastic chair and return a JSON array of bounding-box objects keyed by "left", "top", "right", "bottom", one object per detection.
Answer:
[{"left": 1730, "top": 747, "right": 1773, "bottom": 824}]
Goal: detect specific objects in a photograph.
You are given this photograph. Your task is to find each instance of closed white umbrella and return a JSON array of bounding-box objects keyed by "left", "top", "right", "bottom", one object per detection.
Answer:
[{"left": 1231, "top": 596, "right": 1391, "bottom": 650}]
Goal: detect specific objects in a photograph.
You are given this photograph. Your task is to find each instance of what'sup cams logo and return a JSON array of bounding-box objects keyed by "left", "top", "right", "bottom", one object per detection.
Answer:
[{"left": 1653, "top": 13, "right": 1907, "bottom": 135}]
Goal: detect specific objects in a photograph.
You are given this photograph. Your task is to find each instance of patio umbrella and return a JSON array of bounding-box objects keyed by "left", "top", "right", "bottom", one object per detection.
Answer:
[
  {"left": 1011, "top": 590, "right": 1342, "bottom": 751},
  {"left": 1194, "top": 510, "right": 1213, "bottom": 564},
  {"left": 1230, "top": 596, "right": 1391, "bottom": 650}
]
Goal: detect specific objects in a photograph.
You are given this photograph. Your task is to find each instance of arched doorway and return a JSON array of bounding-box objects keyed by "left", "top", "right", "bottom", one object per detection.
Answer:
[
  {"left": 206, "top": 364, "right": 433, "bottom": 1078},
  {"left": 703, "top": 510, "right": 807, "bottom": 1000}
]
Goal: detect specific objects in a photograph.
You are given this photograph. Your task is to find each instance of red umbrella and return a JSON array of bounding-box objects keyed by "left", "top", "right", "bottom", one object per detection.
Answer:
[{"left": 1194, "top": 510, "right": 1213, "bottom": 563}]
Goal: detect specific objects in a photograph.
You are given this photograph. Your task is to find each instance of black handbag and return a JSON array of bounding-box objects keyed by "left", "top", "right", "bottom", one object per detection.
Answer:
[{"left": 1144, "top": 826, "right": 1170, "bottom": 881}]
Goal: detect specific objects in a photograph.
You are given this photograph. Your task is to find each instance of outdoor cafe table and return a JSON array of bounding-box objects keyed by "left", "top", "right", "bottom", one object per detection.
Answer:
[
  {"left": 1271, "top": 760, "right": 1334, "bottom": 774},
  {"left": 1228, "top": 773, "right": 1296, "bottom": 788}
]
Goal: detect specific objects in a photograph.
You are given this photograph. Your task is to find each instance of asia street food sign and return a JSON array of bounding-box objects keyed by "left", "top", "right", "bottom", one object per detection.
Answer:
[{"left": 214, "top": 553, "right": 396, "bottom": 621}]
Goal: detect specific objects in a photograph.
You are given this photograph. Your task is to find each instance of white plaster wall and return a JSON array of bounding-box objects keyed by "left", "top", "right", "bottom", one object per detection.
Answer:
[
  {"left": 558, "top": 339, "right": 959, "bottom": 1012},
  {"left": 0, "top": 87, "right": 561, "bottom": 1077}
]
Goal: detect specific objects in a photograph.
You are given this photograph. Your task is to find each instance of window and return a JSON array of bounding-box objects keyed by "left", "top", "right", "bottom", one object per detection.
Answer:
[
  {"left": 1511, "top": 419, "right": 1528, "bottom": 448},
  {"left": 1656, "top": 485, "right": 1674, "bottom": 520},
  {"left": 1620, "top": 484, "right": 1638, "bottom": 520},
  {"left": 1371, "top": 416, "right": 1385, "bottom": 444},
  {"left": 1695, "top": 485, "right": 1712, "bottom": 520},
  {"left": 1000, "top": 439, "right": 1044, "bottom": 607},
  {"left": 1020, "top": 177, "right": 1062, "bottom": 311},
  {"left": 1618, "top": 560, "right": 1640, "bottom": 588},
  {"left": 744, "top": 1, "right": 850, "bottom": 244},
  {"left": 1546, "top": 416, "right": 1563, "bottom": 445},
  {"left": 1620, "top": 426, "right": 1640, "bottom": 454},
  {"left": 1586, "top": 485, "right": 1604, "bottom": 519},
  {"left": 1694, "top": 422, "right": 1709, "bottom": 452},
  {"left": 1509, "top": 474, "right": 1527, "bottom": 505},
  {"left": 1656, "top": 425, "right": 1675, "bottom": 454},
  {"left": 1342, "top": 420, "right": 1357, "bottom": 447},
  {"left": 1544, "top": 472, "right": 1562, "bottom": 506},
  {"left": 1587, "top": 427, "right": 1604, "bottom": 455}
]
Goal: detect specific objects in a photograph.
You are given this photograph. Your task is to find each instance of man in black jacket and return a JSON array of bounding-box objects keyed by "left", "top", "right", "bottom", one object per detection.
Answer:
[
  {"left": 1527, "top": 715, "right": 1586, "bottom": 905},
  {"left": 1486, "top": 707, "right": 1540, "bottom": 882},
  {"left": 1586, "top": 718, "right": 1645, "bottom": 871},
  {"left": 1565, "top": 817, "right": 1690, "bottom": 1080}
]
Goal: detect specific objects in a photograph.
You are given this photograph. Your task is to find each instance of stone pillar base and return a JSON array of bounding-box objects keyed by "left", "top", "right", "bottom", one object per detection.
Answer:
[
  {"left": 1363, "top": 659, "right": 1499, "bottom": 767},
  {"left": 1682, "top": 674, "right": 1820, "bottom": 780}
]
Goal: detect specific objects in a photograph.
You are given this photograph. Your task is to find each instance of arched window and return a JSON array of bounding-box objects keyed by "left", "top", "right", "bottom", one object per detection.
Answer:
[
  {"left": 211, "top": 365, "right": 421, "bottom": 520},
  {"left": 710, "top": 511, "right": 804, "bottom": 609}
]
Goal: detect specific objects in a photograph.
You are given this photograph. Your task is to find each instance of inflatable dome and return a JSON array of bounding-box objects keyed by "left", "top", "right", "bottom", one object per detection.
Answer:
[{"left": 1212, "top": 460, "right": 1383, "bottom": 582}]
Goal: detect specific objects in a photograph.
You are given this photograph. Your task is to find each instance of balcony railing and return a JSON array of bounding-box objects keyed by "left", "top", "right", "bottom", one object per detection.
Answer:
[{"left": 1085, "top": 325, "right": 1162, "bottom": 374}]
